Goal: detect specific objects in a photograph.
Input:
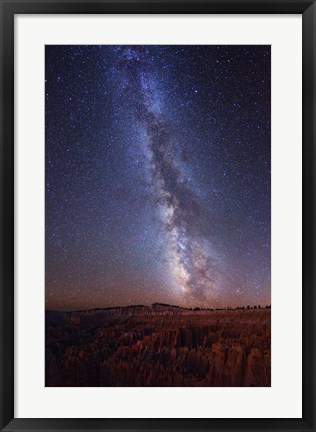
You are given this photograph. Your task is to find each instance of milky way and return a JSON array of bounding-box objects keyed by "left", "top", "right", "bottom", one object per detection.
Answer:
[
  {"left": 45, "top": 45, "right": 271, "bottom": 310},
  {"left": 112, "top": 46, "right": 221, "bottom": 303}
]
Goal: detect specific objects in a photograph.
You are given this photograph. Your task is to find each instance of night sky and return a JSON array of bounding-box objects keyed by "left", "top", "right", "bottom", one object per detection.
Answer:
[{"left": 45, "top": 45, "right": 270, "bottom": 311}]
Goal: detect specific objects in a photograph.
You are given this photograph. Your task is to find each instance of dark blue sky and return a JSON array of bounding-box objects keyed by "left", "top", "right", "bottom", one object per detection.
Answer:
[{"left": 45, "top": 45, "right": 270, "bottom": 311}]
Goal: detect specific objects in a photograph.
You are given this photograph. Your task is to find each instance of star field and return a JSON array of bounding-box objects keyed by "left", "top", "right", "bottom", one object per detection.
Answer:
[{"left": 45, "top": 45, "right": 271, "bottom": 311}]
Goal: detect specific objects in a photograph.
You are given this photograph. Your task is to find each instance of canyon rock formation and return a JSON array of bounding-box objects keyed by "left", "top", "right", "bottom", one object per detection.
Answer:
[{"left": 45, "top": 305, "right": 271, "bottom": 387}]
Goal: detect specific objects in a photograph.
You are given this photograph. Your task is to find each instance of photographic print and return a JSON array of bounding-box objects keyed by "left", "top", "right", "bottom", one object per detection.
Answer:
[{"left": 45, "top": 45, "right": 271, "bottom": 387}]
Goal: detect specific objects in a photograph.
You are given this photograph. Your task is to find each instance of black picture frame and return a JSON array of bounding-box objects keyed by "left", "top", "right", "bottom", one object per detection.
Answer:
[{"left": 0, "top": 1, "right": 315, "bottom": 431}]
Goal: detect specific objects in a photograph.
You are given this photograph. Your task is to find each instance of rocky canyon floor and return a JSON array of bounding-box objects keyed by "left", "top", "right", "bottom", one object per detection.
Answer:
[{"left": 46, "top": 305, "right": 271, "bottom": 387}]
